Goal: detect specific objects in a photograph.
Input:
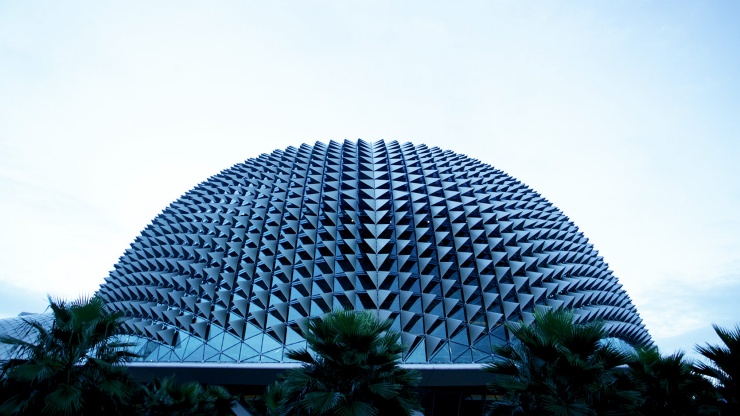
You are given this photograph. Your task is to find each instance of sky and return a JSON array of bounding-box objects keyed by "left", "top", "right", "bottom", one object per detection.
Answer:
[{"left": 1, "top": 1, "right": 739, "bottom": 359}]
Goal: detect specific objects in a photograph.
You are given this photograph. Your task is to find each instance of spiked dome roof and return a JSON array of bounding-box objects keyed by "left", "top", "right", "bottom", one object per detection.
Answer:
[{"left": 98, "top": 140, "right": 651, "bottom": 365}]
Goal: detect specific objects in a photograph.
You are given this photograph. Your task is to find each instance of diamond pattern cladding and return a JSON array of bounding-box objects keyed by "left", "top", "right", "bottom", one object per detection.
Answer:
[{"left": 99, "top": 140, "right": 651, "bottom": 364}]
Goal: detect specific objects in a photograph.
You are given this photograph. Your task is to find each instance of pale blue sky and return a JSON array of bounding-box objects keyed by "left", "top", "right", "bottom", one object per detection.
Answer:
[{"left": 1, "top": 1, "right": 739, "bottom": 359}]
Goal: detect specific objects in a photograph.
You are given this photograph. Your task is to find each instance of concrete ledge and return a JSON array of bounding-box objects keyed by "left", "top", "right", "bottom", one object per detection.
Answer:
[{"left": 126, "top": 362, "right": 492, "bottom": 386}]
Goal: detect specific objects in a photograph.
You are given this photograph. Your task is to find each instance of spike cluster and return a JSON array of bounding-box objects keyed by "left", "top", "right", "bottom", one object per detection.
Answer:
[{"left": 98, "top": 140, "right": 650, "bottom": 364}]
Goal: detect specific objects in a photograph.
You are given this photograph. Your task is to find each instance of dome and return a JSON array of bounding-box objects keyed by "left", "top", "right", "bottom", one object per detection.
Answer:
[{"left": 99, "top": 140, "right": 650, "bottom": 365}]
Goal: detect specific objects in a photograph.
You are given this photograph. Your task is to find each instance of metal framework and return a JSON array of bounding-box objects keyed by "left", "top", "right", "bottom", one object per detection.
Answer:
[{"left": 95, "top": 140, "right": 650, "bottom": 365}]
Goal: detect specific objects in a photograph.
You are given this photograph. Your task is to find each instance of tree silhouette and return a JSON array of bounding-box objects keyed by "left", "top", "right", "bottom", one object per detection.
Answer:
[
  {"left": 0, "top": 296, "right": 139, "bottom": 415},
  {"left": 695, "top": 324, "right": 740, "bottom": 414},
  {"left": 485, "top": 308, "right": 640, "bottom": 416},
  {"left": 264, "top": 310, "right": 420, "bottom": 416}
]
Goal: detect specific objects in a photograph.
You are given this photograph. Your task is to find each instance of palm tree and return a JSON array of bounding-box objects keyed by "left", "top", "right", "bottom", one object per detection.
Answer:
[
  {"left": 628, "top": 347, "right": 719, "bottom": 415},
  {"left": 265, "top": 310, "right": 421, "bottom": 416},
  {"left": 137, "top": 376, "right": 235, "bottom": 416},
  {"left": 244, "top": 381, "right": 287, "bottom": 416},
  {"left": 0, "top": 296, "right": 139, "bottom": 415},
  {"left": 484, "top": 308, "right": 641, "bottom": 416},
  {"left": 695, "top": 324, "right": 740, "bottom": 413}
]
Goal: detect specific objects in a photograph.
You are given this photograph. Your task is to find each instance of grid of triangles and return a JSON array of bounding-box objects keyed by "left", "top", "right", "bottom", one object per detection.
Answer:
[
  {"left": 0, "top": 314, "right": 54, "bottom": 360},
  {"left": 99, "top": 140, "right": 651, "bottom": 364}
]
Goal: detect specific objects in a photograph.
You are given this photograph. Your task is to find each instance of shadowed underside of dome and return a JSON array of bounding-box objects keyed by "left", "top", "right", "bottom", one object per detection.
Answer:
[{"left": 98, "top": 140, "right": 651, "bottom": 365}]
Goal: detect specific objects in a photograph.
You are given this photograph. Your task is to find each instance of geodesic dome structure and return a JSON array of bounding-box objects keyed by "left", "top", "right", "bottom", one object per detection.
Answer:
[{"left": 98, "top": 140, "right": 651, "bottom": 365}]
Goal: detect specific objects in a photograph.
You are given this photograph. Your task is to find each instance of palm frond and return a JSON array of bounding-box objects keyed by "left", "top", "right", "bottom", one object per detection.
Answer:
[
  {"left": 303, "top": 391, "right": 342, "bottom": 414},
  {"left": 335, "top": 397, "right": 378, "bottom": 416},
  {"left": 42, "top": 384, "right": 83, "bottom": 415},
  {"left": 285, "top": 348, "right": 315, "bottom": 364}
]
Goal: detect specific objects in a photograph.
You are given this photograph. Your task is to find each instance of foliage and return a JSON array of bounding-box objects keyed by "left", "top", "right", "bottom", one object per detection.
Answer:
[
  {"left": 136, "top": 376, "right": 235, "bottom": 416},
  {"left": 484, "top": 308, "right": 641, "bottom": 416},
  {"left": 263, "top": 310, "right": 421, "bottom": 416},
  {"left": 695, "top": 324, "right": 740, "bottom": 414},
  {"left": 628, "top": 347, "right": 719, "bottom": 416},
  {"left": 0, "top": 296, "right": 139, "bottom": 416}
]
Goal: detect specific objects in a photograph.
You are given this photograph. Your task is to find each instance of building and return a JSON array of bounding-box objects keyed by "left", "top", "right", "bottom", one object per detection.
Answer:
[{"left": 0, "top": 140, "right": 651, "bottom": 414}]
